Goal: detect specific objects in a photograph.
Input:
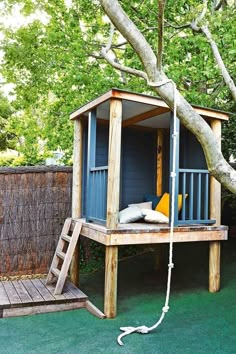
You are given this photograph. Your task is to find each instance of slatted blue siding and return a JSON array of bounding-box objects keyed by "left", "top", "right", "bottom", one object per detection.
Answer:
[
  {"left": 178, "top": 169, "right": 214, "bottom": 224},
  {"left": 120, "top": 128, "right": 156, "bottom": 209},
  {"left": 88, "top": 166, "right": 108, "bottom": 223},
  {"left": 82, "top": 119, "right": 213, "bottom": 226},
  {"left": 82, "top": 123, "right": 109, "bottom": 218}
]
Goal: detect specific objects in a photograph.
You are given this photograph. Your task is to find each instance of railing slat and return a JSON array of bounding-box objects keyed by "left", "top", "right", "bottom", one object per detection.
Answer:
[
  {"left": 182, "top": 172, "right": 186, "bottom": 221},
  {"left": 197, "top": 173, "right": 201, "bottom": 219},
  {"left": 189, "top": 172, "right": 194, "bottom": 220},
  {"left": 179, "top": 169, "right": 211, "bottom": 225},
  {"left": 88, "top": 166, "right": 108, "bottom": 223},
  {"left": 204, "top": 173, "right": 209, "bottom": 220}
]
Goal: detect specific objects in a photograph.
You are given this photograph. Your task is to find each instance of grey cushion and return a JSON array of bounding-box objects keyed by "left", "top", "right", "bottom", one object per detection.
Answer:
[
  {"left": 128, "top": 201, "right": 152, "bottom": 210},
  {"left": 142, "top": 209, "right": 169, "bottom": 223},
  {"left": 119, "top": 206, "right": 144, "bottom": 224}
]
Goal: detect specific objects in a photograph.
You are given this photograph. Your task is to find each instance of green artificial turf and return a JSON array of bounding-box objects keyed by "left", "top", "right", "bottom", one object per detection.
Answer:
[{"left": 0, "top": 239, "right": 235, "bottom": 354}]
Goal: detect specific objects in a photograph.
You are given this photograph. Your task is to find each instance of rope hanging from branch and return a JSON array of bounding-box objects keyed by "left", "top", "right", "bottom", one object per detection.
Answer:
[{"left": 117, "top": 79, "right": 178, "bottom": 346}]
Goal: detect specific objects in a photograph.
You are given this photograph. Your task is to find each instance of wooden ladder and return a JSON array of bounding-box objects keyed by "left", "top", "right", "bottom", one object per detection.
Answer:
[{"left": 46, "top": 218, "right": 82, "bottom": 295}]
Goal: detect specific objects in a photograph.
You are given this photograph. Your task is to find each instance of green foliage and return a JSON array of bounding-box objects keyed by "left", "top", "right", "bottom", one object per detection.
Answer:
[
  {"left": 0, "top": 0, "right": 235, "bottom": 165},
  {"left": 79, "top": 238, "right": 140, "bottom": 274},
  {"left": 222, "top": 181, "right": 236, "bottom": 225},
  {"left": 0, "top": 92, "right": 16, "bottom": 150},
  {"left": 222, "top": 110, "right": 236, "bottom": 160}
]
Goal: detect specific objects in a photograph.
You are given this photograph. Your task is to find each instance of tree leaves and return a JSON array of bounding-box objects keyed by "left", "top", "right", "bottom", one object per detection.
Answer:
[{"left": 0, "top": 0, "right": 235, "bottom": 164}]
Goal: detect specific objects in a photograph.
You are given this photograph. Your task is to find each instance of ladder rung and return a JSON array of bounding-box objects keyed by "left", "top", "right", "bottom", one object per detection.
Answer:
[
  {"left": 56, "top": 251, "right": 66, "bottom": 260},
  {"left": 61, "top": 234, "right": 71, "bottom": 242},
  {"left": 51, "top": 268, "right": 60, "bottom": 278}
]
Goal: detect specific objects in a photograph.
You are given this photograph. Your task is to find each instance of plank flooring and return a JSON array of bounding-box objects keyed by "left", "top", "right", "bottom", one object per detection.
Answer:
[{"left": 0, "top": 278, "right": 88, "bottom": 318}]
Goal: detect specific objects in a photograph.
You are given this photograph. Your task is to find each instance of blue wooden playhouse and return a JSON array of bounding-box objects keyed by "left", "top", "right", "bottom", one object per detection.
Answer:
[{"left": 70, "top": 88, "right": 228, "bottom": 318}]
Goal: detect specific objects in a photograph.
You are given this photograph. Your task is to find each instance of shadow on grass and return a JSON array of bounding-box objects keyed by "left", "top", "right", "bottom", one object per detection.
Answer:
[{"left": 80, "top": 239, "right": 236, "bottom": 313}]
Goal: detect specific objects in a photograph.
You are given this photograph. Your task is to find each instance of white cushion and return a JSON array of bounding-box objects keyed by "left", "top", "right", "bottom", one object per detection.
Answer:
[
  {"left": 141, "top": 209, "right": 169, "bottom": 223},
  {"left": 128, "top": 201, "right": 152, "bottom": 210},
  {"left": 119, "top": 206, "right": 144, "bottom": 224}
]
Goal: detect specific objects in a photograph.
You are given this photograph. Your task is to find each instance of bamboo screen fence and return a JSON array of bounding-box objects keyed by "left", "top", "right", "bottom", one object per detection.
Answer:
[{"left": 0, "top": 166, "right": 72, "bottom": 278}]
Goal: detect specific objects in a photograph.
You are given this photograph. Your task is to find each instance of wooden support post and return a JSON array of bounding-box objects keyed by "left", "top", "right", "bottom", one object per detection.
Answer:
[
  {"left": 70, "top": 119, "right": 83, "bottom": 286},
  {"left": 104, "top": 98, "right": 122, "bottom": 318},
  {"left": 209, "top": 241, "right": 221, "bottom": 292},
  {"left": 106, "top": 98, "right": 122, "bottom": 229},
  {"left": 157, "top": 129, "right": 163, "bottom": 197},
  {"left": 209, "top": 119, "right": 221, "bottom": 292},
  {"left": 104, "top": 246, "right": 118, "bottom": 318}
]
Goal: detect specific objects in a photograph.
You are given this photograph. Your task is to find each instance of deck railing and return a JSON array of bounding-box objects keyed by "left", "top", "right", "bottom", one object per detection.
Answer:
[
  {"left": 87, "top": 166, "right": 108, "bottom": 223},
  {"left": 178, "top": 168, "right": 214, "bottom": 225},
  {"left": 86, "top": 166, "right": 214, "bottom": 225}
]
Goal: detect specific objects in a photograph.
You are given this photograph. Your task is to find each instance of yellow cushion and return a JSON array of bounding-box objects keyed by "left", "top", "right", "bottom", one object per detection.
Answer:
[{"left": 155, "top": 193, "right": 185, "bottom": 217}]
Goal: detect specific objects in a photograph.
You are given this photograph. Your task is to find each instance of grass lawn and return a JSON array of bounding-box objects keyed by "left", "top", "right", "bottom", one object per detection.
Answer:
[{"left": 0, "top": 239, "right": 235, "bottom": 354}]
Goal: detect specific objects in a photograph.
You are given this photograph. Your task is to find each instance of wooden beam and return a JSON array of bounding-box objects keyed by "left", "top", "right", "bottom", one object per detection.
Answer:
[
  {"left": 70, "top": 88, "right": 229, "bottom": 121},
  {"left": 112, "top": 90, "right": 229, "bottom": 120},
  {"left": 71, "top": 119, "right": 83, "bottom": 219},
  {"left": 70, "top": 119, "right": 83, "bottom": 286},
  {"left": 193, "top": 107, "right": 228, "bottom": 121},
  {"left": 209, "top": 119, "right": 222, "bottom": 293},
  {"left": 156, "top": 129, "right": 163, "bottom": 196},
  {"left": 104, "top": 246, "right": 118, "bottom": 318},
  {"left": 122, "top": 106, "right": 169, "bottom": 128},
  {"left": 78, "top": 221, "right": 228, "bottom": 246},
  {"left": 70, "top": 90, "right": 113, "bottom": 120},
  {"left": 2, "top": 302, "right": 86, "bottom": 318},
  {"left": 85, "top": 300, "right": 106, "bottom": 319},
  {"left": 109, "top": 229, "right": 227, "bottom": 245},
  {"left": 106, "top": 99, "right": 122, "bottom": 229}
]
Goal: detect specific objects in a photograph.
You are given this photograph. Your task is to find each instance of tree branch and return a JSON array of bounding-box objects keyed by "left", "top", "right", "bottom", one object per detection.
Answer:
[
  {"left": 189, "top": 0, "right": 236, "bottom": 101},
  {"left": 201, "top": 25, "right": 236, "bottom": 101},
  {"left": 99, "top": 0, "right": 236, "bottom": 193},
  {"left": 100, "top": 22, "right": 148, "bottom": 81},
  {"left": 157, "top": 0, "right": 166, "bottom": 71}
]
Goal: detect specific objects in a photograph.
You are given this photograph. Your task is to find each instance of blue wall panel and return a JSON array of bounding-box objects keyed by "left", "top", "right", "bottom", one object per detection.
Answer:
[
  {"left": 120, "top": 128, "right": 156, "bottom": 209},
  {"left": 82, "top": 121, "right": 208, "bottom": 220},
  {"left": 96, "top": 124, "right": 109, "bottom": 167},
  {"left": 180, "top": 128, "right": 207, "bottom": 169}
]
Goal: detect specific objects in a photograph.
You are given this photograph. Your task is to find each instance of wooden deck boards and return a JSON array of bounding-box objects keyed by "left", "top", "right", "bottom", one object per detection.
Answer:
[
  {"left": 75, "top": 219, "right": 228, "bottom": 246},
  {"left": 0, "top": 278, "right": 88, "bottom": 318}
]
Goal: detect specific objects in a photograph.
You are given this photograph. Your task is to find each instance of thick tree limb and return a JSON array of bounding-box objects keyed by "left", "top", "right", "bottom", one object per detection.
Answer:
[
  {"left": 190, "top": 1, "right": 236, "bottom": 101},
  {"left": 100, "top": 23, "right": 148, "bottom": 81},
  {"left": 200, "top": 25, "right": 236, "bottom": 101},
  {"left": 99, "top": 0, "right": 236, "bottom": 193},
  {"left": 157, "top": 0, "right": 166, "bottom": 70}
]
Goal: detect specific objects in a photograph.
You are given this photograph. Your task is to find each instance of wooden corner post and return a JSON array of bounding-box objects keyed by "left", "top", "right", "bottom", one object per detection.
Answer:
[
  {"left": 209, "top": 119, "right": 221, "bottom": 292},
  {"left": 70, "top": 118, "right": 83, "bottom": 286},
  {"left": 104, "top": 98, "right": 122, "bottom": 318}
]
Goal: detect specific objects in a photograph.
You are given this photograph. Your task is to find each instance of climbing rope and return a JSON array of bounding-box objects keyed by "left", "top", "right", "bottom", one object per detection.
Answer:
[{"left": 117, "top": 79, "right": 178, "bottom": 346}]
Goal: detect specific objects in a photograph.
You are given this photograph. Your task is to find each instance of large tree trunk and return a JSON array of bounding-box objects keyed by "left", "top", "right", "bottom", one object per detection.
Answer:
[{"left": 99, "top": 0, "right": 236, "bottom": 193}]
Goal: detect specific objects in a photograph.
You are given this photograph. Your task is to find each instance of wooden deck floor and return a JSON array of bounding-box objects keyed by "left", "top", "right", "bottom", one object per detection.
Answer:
[
  {"left": 75, "top": 219, "right": 228, "bottom": 246},
  {"left": 0, "top": 278, "right": 88, "bottom": 318}
]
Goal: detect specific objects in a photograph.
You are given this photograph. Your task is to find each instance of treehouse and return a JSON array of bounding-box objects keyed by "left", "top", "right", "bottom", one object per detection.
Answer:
[{"left": 70, "top": 88, "right": 229, "bottom": 318}]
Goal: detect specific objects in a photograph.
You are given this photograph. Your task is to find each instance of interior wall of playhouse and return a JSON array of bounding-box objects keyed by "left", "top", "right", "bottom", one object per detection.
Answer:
[{"left": 81, "top": 116, "right": 209, "bottom": 220}]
